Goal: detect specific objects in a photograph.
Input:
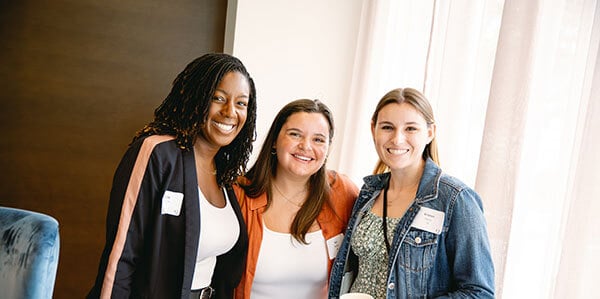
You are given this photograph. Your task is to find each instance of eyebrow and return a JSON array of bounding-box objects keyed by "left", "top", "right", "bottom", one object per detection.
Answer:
[
  {"left": 377, "top": 120, "right": 422, "bottom": 126},
  {"left": 214, "top": 88, "right": 249, "bottom": 99},
  {"left": 285, "top": 128, "right": 328, "bottom": 139}
]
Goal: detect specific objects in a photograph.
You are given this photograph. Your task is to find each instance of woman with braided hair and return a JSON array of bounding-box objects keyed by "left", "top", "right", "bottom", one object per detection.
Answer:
[{"left": 88, "top": 53, "right": 257, "bottom": 299}]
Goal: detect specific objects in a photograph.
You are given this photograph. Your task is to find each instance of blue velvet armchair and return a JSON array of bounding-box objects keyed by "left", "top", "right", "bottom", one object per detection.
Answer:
[{"left": 0, "top": 206, "right": 60, "bottom": 299}]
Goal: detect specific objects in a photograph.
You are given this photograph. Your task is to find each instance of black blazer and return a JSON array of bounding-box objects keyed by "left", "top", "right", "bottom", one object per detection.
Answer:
[{"left": 88, "top": 135, "right": 248, "bottom": 299}]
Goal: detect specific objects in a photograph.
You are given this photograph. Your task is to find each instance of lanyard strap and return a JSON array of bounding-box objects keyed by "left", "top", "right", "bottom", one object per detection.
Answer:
[{"left": 382, "top": 182, "right": 391, "bottom": 253}]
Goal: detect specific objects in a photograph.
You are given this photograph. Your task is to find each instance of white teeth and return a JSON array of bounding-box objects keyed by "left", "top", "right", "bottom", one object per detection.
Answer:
[
  {"left": 388, "top": 148, "right": 409, "bottom": 155},
  {"left": 293, "top": 154, "right": 312, "bottom": 161},
  {"left": 213, "top": 121, "right": 235, "bottom": 132}
]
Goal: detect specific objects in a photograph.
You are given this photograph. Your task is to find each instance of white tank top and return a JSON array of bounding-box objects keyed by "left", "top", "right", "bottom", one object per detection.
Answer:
[
  {"left": 250, "top": 224, "right": 328, "bottom": 299},
  {"left": 191, "top": 187, "right": 240, "bottom": 290}
]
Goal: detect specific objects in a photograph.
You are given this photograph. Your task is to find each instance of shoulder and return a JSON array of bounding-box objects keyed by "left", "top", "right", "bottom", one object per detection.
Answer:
[
  {"left": 321, "top": 170, "right": 358, "bottom": 227},
  {"left": 327, "top": 170, "right": 359, "bottom": 219},
  {"left": 127, "top": 135, "right": 179, "bottom": 159},
  {"left": 115, "top": 135, "right": 180, "bottom": 173},
  {"left": 232, "top": 176, "right": 267, "bottom": 210},
  {"left": 232, "top": 180, "right": 246, "bottom": 203},
  {"left": 437, "top": 172, "right": 484, "bottom": 211},
  {"left": 438, "top": 172, "right": 470, "bottom": 193},
  {"left": 328, "top": 170, "right": 359, "bottom": 197},
  {"left": 116, "top": 135, "right": 184, "bottom": 184},
  {"left": 139, "top": 135, "right": 177, "bottom": 152},
  {"left": 233, "top": 176, "right": 252, "bottom": 199}
]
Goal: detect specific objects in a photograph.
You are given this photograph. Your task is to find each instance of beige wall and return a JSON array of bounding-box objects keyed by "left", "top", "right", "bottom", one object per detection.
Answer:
[{"left": 0, "top": 1, "right": 226, "bottom": 297}]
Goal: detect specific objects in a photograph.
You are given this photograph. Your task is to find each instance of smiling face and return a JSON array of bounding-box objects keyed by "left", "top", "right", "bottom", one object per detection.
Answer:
[
  {"left": 371, "top": 102, "right": 435, "bottom": 173},
  {"left": 198, "top": 71, "right": 250, "bottom": 149},
  {"left": 274, "top": 112, "right": 331, "bottom": 180}
]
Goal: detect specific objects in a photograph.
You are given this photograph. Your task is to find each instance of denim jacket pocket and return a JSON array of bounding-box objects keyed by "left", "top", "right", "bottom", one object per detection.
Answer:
[{"left": 398, "top": 229, "right": 438, "bottom": 272}]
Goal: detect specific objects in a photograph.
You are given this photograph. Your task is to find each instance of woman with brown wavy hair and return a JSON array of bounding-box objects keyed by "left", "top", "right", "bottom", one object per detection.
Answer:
[{"left": 234, "top": 99, "right": 358, "bottom": 299}]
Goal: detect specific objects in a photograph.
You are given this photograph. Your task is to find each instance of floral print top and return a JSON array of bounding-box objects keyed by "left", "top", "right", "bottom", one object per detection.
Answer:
[{"left": 350, "top": 209, "right": 401, "bottom": 299}]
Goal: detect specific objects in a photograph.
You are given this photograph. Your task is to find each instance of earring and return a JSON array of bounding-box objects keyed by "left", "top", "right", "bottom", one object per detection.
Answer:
[{"left": 271, "top": 148, "right": 276, "bottom": 155}]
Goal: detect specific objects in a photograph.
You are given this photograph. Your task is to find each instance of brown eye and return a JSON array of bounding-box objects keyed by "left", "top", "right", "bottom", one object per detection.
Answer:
[
  {"left": 236, "top": 100, "right": 248, "bottom": 107},
  {"left": 212, "top": 96, "right": 226, "bottom": 103}
]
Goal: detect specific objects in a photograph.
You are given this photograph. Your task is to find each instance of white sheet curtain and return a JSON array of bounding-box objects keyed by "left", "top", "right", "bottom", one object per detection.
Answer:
[{"left": 335, "top": 0, "right": 600, "bottom": 297}]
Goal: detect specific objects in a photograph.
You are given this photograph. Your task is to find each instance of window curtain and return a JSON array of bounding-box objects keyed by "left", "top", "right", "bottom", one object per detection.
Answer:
[{"left": 335, "top": 0, "right": 600, "bottom": 297}]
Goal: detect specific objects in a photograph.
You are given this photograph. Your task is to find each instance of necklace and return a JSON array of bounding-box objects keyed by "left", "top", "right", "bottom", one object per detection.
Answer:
[
  {"left": 203, "top": 168, "right": 217, "bottom": 175},
  {"left": 198, "top": 167, "right": 216, "bottom": 175},
  {"left": 196, "top": 161, "right": 217, "bottom": 176},
  {"left": 272, "top": 182, "right": 306, "bottom": 208}
]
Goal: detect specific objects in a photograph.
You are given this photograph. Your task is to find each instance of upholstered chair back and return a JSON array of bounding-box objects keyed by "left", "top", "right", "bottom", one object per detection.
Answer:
[{"left": 0, "top": 206, "right": 60, "bottom": 299}]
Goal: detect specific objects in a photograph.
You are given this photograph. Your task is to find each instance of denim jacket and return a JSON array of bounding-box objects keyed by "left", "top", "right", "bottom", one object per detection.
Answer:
[{"left": 328, "top": 159, "right": 494, "bottom": 299}]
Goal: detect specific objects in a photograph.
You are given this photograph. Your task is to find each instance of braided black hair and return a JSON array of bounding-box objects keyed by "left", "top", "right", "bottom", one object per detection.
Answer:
[{"left": 133, "top": 53, "right": 257, "bottom": 186}]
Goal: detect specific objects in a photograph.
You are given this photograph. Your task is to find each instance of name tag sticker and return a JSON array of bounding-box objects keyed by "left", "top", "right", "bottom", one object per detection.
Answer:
[
  {"left": 411, "top": 207, "right": 445, "bottom": 234},
  {"left": 161, "top": 190, "right": 184, "bottom": 216},
  {"left": 326, "top": 233, "right": 344, "bottom": 260}
]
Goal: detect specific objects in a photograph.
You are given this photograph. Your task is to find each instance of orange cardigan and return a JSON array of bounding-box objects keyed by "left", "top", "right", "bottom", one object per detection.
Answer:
[{"left": 233, "top": 171, "right": 359, "bottom": 299}]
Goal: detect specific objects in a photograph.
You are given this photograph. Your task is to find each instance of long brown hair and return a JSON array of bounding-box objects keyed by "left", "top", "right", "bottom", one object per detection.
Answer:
[
  {"left": 371, "top": 88, "right": 439, "bottom": 174},
  {"left": 133, "top": 53, "right": 257, "bottom": 186},
  {"left": 242, "top": 99, "right": 334, "bottom": 244}
]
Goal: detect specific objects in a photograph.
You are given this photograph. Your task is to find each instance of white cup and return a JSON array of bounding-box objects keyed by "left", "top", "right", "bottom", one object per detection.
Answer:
[{"left": 340, "top": 293, "right": 374, "bottom": 299}]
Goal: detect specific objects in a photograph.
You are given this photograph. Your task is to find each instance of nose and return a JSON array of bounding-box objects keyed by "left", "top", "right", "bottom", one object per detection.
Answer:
[
  {"left": 298, "top": 138, "right": 311, "bottom": 150},
  {"left": 391, "top": 130, "right": 406, "bottom": 144},
  {"left": 221, "top": 99, "right": 235, "bottom": 117}
]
